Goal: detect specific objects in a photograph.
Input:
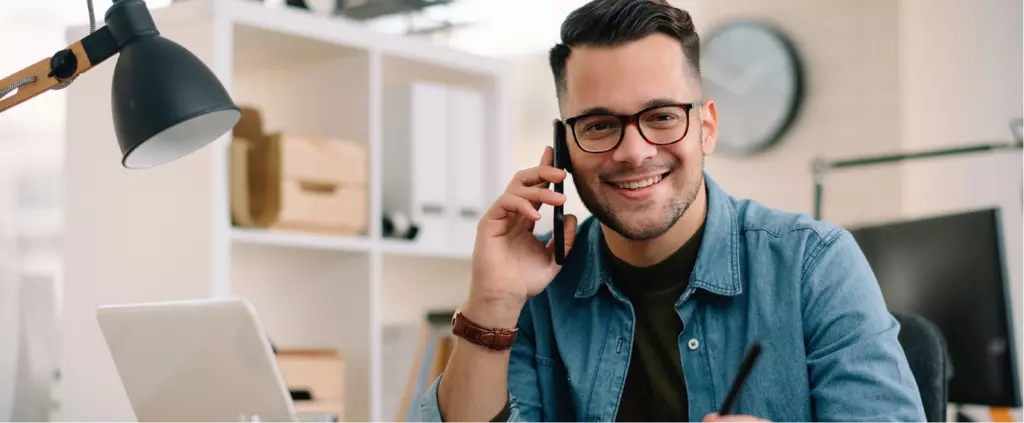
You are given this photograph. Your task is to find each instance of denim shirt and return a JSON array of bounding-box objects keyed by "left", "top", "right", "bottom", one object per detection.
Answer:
[{"left": 421, "top": 174, "right": 926, "bottom": 422}]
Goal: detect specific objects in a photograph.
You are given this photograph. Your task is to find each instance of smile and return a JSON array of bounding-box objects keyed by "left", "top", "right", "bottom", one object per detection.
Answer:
[
  {"left": 614, "top": 174, "right": 663, "bottom": 190},
  {"left": 606, "top": 171, "right": 671, "bottom": 191}
]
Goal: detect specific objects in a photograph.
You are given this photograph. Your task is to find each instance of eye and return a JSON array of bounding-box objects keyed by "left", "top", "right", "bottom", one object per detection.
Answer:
[
  {"left": 647, "top": 113, "right": 679, "bottom": 122},
  {"left": 576, "top": 117, "right": 619, "bottom": 137}
]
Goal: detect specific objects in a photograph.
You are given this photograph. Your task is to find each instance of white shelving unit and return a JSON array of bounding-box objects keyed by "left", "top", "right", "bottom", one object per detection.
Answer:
[{"left": 60, "top": 1, "right": 512, "bottom": 421}]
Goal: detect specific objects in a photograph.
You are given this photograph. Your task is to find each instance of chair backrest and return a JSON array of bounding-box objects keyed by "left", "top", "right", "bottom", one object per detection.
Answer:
[{"left": 893, "top": 311, "right": 952, "bottom": 422}]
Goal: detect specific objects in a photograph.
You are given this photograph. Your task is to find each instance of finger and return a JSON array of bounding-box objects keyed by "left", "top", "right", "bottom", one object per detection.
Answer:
[
  {"left": 545, "top": 213, "right": 577, "bottom": 263},
  {"left": 487, "top": 193, "right": 541, "bottom": 221},
  {"left": 533, "top": 146, "right": 555, "bottom": 190},
  {"left": 540, "top": 145, "right": 553, "bottom": 166},
  {"left": 509, "top": 185, "right": 566, "bottom": 210},
  {"left": 511, "top": 165, "right": 566, "bottom": 188},
  {"left": 563, "top": 214, "right": 578, "bottom": 255}
]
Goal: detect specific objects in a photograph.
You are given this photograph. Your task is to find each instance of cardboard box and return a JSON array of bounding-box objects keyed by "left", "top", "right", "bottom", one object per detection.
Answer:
[
  {"left": 231, "top": 106, "right": 368, "bottom": 236},
  {"left": 276, "top": 349, "right": 345, "bottom": 421}
]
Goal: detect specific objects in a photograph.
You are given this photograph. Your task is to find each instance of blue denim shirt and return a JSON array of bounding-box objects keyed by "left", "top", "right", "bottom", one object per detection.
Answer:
[{"left": 421, "top": 174, "right": 925, "bottom": 422}]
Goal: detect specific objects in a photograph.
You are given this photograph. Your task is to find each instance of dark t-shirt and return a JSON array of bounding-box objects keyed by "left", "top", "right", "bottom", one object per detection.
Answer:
[
  {"left": 607, "top": 224, "right": 704, "bottom": 422},
  {"left": 484, "top": 225, "right": 704, "bottom": 422}
]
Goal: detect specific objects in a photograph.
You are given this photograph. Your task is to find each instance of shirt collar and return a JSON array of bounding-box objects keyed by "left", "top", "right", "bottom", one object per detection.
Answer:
[{"left": 574, "top": 172, "right": 743, "bottom": 298}]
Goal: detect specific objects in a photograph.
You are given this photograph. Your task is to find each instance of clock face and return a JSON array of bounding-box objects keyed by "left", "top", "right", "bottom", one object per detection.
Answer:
[{"left": 701, "top": 21, "right": 803, "bottom": 155}]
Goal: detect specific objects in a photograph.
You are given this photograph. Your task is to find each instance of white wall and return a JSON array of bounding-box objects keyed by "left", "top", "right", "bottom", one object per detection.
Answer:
[
  {"left": 56, "top": 18, "right": 223, "bottom": 421},
  {"left": 0, "top": 171, "right": 17, "bottom": 421},
  {"left": 683, "top": 0, "right": 906, "bottom": 226},
  {"left": 0, "top": 4, "right": 73, "bottom": 420},
  {"left": 1, "top": 3, "right": 176, "bottom": 420},
  {"left": 899, "top": 0, "right": 1023, "bottom": 416}
]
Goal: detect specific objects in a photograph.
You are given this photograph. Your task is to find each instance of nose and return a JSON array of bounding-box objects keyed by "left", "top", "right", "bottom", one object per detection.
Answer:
[{"left": 611, "top": 121, "right": 658, "bottom": 167}]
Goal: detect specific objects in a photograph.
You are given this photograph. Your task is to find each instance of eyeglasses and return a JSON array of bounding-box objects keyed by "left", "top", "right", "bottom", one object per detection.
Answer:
[{"left": 564, "top": 101, "right": 702, "bottom": 153}]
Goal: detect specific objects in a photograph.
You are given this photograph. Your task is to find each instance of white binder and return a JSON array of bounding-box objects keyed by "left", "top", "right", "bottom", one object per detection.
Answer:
[
  {"left": 448, "top": 87, "right": 487, "bottom": 254},
  {"left": 382, "top": 82, "right": 489, "bottom": 253},
  {"left": 383, "top": 83, "right": 451, "bottom": 250}
]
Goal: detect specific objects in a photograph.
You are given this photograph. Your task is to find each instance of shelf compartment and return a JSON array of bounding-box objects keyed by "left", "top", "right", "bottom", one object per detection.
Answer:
[
  {"left": 229, "top": 20, "right": 372, "bottom": 242},
  {"left": 232, "top": 23, "right": 371, "bottom": 148},
  {"left": 380, "top": 254, "right": 470, "bottom": 326}
]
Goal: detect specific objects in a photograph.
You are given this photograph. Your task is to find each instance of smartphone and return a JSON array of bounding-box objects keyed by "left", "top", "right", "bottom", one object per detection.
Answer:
[{"left": 553, "top": 120, "right": 568, "bottom": 265}]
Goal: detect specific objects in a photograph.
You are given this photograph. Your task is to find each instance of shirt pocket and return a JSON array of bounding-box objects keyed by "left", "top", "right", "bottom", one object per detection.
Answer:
[
  {"left": 534, "top": 354, "right": 574, "bottom": 420},
  {"left": 534, "top": 354, "right": 565, "bottom": 385}
]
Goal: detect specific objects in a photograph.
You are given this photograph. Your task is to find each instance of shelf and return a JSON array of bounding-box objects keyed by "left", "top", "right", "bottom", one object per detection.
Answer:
[
  {"left": 59, "top": 1, "right": 512, "bottom": 421},
  {"left": 221, "top": 0, "right": 507, "bottom": 77},
  {"left": 232, "top": 227, "right": 372, "bottom": 252},
  {"left": 380, "top": 238, "right": 472, "bottom": 260},
  {"left": 233, "top": 21, "right": 368, "bottom": 73},
  {"left": 230, "top": 228, "right": 478, "bottom": 259}
]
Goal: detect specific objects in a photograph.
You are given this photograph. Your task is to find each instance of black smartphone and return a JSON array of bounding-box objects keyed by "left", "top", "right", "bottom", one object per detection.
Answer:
[{"left": 553, "top": 120, "right": 567, "bottom": 265}]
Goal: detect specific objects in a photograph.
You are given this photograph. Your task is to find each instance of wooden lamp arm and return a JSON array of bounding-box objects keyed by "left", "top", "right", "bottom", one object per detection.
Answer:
[{"left": 0, "top": 26, "right": 118, "bottom": 113}]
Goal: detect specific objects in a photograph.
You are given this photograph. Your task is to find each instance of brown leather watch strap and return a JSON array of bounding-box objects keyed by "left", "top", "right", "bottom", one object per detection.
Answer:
[{"left": 451, "top": 310, "right": 517, "bottom": 350}]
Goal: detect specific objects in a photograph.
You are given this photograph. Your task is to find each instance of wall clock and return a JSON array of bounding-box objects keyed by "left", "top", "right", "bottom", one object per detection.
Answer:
[{"left": 701, "top": 20, "right": 804, "bottom": 155}]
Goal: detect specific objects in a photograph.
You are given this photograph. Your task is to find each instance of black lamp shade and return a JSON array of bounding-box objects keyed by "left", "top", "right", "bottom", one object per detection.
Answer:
[
  {"left": 112, "top": 36, "right": 240, "bottom": 169},
  {"left": 107, "top": 0, "right": 240, "bottom": 169}
]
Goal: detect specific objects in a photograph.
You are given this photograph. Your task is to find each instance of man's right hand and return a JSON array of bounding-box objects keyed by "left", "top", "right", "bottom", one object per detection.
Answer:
[{"left": 463, "top": 146, "right": 578, "bottom": 328}]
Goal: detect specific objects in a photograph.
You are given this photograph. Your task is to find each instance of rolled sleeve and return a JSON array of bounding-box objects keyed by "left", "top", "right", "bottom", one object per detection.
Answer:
[
  {"left": 418, "top": 375, "right": 446, "bottom": 422},
  {"left": 801, "top": 228, "right": 927, "bottom": 421},
  {"left": 417, "top": 374, "right": 522, "bottom": 422},
  {"left": 418, "top": 300, "right": 542, "bottom": 422}
]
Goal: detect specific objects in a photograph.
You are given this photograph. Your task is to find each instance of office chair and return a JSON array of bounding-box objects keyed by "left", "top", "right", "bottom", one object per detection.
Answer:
[{"left": 893, "top": 311, "right": 952, "bottom": 422}]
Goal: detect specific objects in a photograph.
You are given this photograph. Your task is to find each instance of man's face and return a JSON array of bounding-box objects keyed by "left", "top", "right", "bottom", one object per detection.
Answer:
[{"left": 562, "top": 33, "right": 717, "bottom": 241}]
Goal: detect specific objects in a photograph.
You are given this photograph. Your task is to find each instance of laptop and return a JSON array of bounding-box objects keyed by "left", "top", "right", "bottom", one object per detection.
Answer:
[{"left": 97, "top": 297, "right": 298, "bottom": 422}]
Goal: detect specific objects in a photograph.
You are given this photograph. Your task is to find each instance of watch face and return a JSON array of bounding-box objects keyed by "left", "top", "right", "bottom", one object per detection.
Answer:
[{"left": 701, "top": 20, "right": 803, "bottom": 155}]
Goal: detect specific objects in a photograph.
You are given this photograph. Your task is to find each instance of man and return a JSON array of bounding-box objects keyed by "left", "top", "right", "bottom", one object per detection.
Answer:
[{"left": 420, "top": 0, "right": 926, "bottom": 421}]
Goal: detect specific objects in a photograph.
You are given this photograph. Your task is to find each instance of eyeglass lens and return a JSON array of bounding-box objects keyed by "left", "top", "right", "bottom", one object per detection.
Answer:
[{"left": 572, "top": 105, "right": 689, "bottom": 152}]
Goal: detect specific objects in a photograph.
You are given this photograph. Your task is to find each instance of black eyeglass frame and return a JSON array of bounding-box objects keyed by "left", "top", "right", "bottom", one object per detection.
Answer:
[{"left": 563, "top": 100, "right": 703, "bottom": 153}]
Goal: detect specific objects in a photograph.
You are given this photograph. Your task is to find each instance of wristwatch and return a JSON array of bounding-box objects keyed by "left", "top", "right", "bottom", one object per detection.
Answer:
[{"left": 450, "top": 307, "right": 517, "bottom": 351}]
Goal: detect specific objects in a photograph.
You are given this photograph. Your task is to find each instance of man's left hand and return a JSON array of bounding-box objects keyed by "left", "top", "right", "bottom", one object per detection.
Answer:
[{"left": 703, "top": 412, "right": 770, "bottom": 422}]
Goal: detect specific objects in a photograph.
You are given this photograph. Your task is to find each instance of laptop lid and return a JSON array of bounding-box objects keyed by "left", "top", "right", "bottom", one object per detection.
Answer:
[{"left": 97, "top": 297, "right": 297, "bottom": 422}]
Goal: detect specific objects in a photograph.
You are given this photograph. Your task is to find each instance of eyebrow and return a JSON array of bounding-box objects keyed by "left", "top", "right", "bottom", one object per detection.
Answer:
[{"left": 576, "top": 98, "right": 682, "bottom": 116}]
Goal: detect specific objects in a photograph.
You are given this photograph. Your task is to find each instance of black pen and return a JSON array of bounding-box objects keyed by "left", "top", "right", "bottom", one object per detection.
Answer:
[{"left": 718, "top": 341, "right": 762, "bottom": 416}]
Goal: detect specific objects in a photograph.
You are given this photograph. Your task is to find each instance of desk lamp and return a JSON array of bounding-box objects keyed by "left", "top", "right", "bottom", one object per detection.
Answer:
[
  {"left": 812, "top": 118, "right": 1024, "bottom": 219},
  {"left": 0, "top": 0, "right": 241, "bottom": 169}
]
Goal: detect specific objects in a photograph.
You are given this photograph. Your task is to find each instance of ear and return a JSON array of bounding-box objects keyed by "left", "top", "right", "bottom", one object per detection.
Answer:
[{"left": 699, "top": 99, "right": 718, "bottom": 156}]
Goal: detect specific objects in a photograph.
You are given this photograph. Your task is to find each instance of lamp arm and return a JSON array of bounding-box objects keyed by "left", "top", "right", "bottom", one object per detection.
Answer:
[
  {"left": 811, "top": 134, "right": 1023, "bottom": 220},
  {"left": 0, "top": 26, "right": 118, "bottom": 113}
]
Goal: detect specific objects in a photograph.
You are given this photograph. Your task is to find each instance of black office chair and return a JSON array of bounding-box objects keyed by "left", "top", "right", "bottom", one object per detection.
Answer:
[{"left": 893, "top": 311, "right": 953, "bottom": 422}]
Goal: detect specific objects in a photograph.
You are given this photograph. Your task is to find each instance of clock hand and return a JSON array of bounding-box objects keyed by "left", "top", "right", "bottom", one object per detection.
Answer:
[
  {"left": 733, "top": 60, "right": 780, "bottom": 95},
  {"left": 701, "top": 60, "right": 744, "bottom": 95}
]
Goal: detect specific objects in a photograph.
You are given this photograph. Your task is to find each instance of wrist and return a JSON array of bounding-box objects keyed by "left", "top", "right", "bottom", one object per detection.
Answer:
[{"left": 460, "top": 296, "right": 524, "bottom": 329}]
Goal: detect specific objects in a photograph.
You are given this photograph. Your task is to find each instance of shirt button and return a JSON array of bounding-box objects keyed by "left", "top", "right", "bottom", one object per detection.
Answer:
[{"left": 688, "top": 338, "right": 700, "bottom": 350}]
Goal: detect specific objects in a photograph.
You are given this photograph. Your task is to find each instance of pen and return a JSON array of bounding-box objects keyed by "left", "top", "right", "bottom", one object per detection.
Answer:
[{"left": 718, "top": 341, "right": 762, "bottom": 416}]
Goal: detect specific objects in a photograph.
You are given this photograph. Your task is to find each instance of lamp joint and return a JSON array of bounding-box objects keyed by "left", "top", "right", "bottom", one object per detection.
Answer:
[{"left": 47, "top": 49, "right": 79, "bottom": 80}]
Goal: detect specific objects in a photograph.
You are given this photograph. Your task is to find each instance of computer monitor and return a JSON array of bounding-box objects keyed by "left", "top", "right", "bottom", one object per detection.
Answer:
[{"left": 848, "top": 208, "right": 1021, "bottom": 407}]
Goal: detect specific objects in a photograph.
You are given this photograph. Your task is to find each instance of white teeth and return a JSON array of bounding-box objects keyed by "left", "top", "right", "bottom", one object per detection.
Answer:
[{"left": 616, "top": 174, "right": 663, "bottom": 190}]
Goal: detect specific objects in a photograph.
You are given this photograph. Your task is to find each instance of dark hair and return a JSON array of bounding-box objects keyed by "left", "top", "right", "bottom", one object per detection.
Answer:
[{"left": 549, "top": 0, "right": 700, "bottom": 97}]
